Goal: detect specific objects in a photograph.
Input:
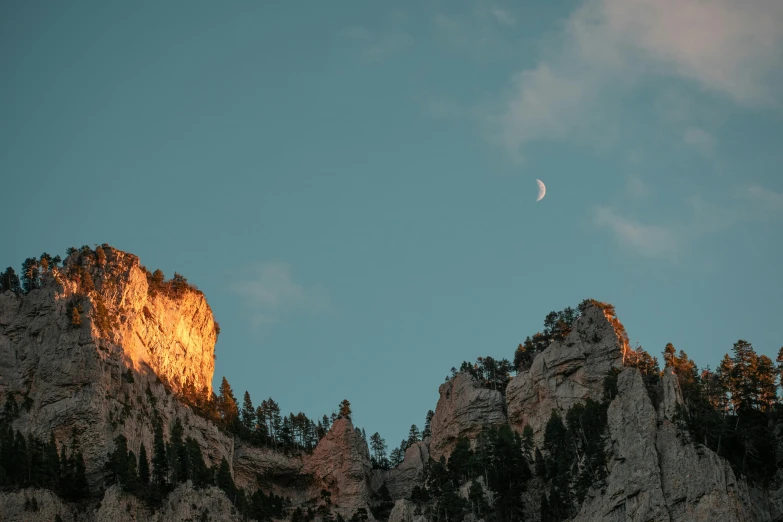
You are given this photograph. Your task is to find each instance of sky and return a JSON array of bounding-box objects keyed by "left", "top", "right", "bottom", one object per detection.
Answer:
[{"left": 2, "top": 0, "right": 782, "bottom": 448}]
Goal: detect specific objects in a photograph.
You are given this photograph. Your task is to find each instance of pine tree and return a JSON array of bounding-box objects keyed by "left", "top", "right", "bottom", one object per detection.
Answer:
[
  {"left": 1, "top": 267, "right": 22, "bottom": 293},
  {"left": 138, "top": 443, "right": 150, "bottom": 486},
  {"left": 338, "top": 400, "right": 352, "bottom": 420},
  {"left": 170, "top": 417, "right": 188, "bottom": 483},
  {"left": 151, "top": 421, "right": 168, "bottom": 489},
  {"left": 422, "top": 410, "right": 434, "bottom": 438},
  {"left": 407, "top": 425, "right": 421, "bottom": 446},
  {"left": 241, "top": 391, "right": 256, "bottom": 433},
  {"left": 389, "top": 447, "right": 404, "bottom": 468},
  {"left": 218, "top": 377, "right": 240, "bottom": 432},
  {"left": 216, "top": 457, "right": 235, "bottom": 498},
  {"left": 21, "top": 258, "right": 40, "bottom": 293},
  {"left": 185, "top": 437, "right": 212, "bottom": 488},
  {"left": 369, "top": 433, "right": 388, "bottom": 469}
]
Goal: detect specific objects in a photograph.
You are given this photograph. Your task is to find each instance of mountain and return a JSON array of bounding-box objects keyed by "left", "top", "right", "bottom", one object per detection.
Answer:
[{"left": 1, "top": 246, "right": 781, "bottom": 521}]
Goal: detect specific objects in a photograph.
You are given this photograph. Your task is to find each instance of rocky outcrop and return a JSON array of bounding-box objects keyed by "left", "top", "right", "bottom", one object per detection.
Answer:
[
  {"left": 388, "top": 499, "right": 417, "bottom": 522},
  {"left": 575, "top": 368, "right": 761, "bottom": 522},
  {"left": 95, "top": 483, "right": 245, "bottom": 522},
  {"left": 232, "top": 440, "right": 305, "bottom": 496},
  {"left": 0, "top": 248, "right": 231, "bottom": 487},
  {"left": 505, "top": 303, "right": 625, "bottom": 444},
  {"left": 303, "top": 417, "right": 374, "bottom": 517},
  {"left": 429, "top": 373, "right": 506, "bottom": 461},
  {"left": 373, "top": 439, "right": 430, "bottom": 501},
  {"left": 0, "top": 483, "right": 243, "bottom": 522}
]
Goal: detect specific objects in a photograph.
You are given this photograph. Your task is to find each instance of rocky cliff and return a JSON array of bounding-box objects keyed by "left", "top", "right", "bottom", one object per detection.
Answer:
[
  {"left": 505, "top": 303, "right": 625, "bottom": 445},
  {"left": 1, "top": 248, "right": 782, "bottom": 522},
  {"left": 0, "top": 247, "right": 374, "bottom": 521}
]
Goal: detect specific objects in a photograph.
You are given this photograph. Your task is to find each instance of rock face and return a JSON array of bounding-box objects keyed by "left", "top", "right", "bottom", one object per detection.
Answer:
[
  {"left": 232, "top": 440, "right": 305, "bottom": 496},
  {"left": 0, "top": 247, "right": 371, "bottom": 520},
  {"left": 574, "top": 368, "right": 762, "bottom": 522},
  {"left": 0, "top": 483, "right": 245, "bottom": 522},
  {"left": 0, "top": 247, "right": 231, "bottom": 488},
  {"left": 373, "top": 439, "right": 430, "bottom": 501},
  {"left": 429, "top": 372, "right": 507, "bottom": 461},
  {"left": 303, "top": 417, "right": 375, "bottom": 517},
  {"left": 505, "top": 303, "right": 625, "bottom": 444}
]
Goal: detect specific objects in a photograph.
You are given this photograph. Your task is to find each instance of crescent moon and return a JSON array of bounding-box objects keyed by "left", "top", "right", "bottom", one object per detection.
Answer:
[{"left": 536, "top": 179, "right": 546, "bottom": 202}]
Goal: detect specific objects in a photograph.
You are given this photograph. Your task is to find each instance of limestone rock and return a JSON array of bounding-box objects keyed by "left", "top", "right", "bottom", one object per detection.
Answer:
[
  {"left": 659, "top": 367, "right": 684, "bottom": 422},
  {"left": 373, "top": 439, "right": 429, "bottom": 501},
  {"left": 429, "top": 373, "right": 506, "bottom": 462},
  {"left": 505, "top": 303, "right": 625, "bottom": 444},
  {"left": 95, "top": 483, "right": 245, "bottom": 522},
  {"left": 575, "top": 368, "right": 763, "bottom": 522},
  {"left": 388, "top": 499, "right": 416, "bottom": 522},
  {"left": 0, "top": 247, "right": 229, "bottom": 488},
  {"left": 575, "top": 368, "right": 669, "bottom": 522},
  {"left": 232, "top": 440, "right": 305, "bottom": 496},
  {"left": 303, "top": 417, "right": 374, "bottom": 517},
  {"left": 0, "top": 488, "right": 76, "bottom": 522}
]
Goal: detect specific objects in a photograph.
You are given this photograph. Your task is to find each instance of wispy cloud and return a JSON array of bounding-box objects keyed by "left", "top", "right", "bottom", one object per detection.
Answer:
[
  {"left": 339, "top": 25, "right": 414, "bottom": 64},
  {"left": 747, "top": 184, "right": 783, "bottom": 210},
  {"left": 233, "top": 262, "right": 328, "bottom": 326},
  {"left": 593, "top": 206, "right": 678, "bottom": 258},
  {"left": 489, "top": 0, "right": 783, "bottom": 159},
  {"left": 490, "top": 7, "right": 516, "bottom": 26},
  {"left": 625, "top": 174, "right": 649, "bottom": 199},
  {"left": 432, "top": 3, "right": 522, "bottom": 61},
  {"left": 683, "top": 127, "right": 716, "bottom": 154},
  {"left": 595, "top": 183, "right": 783, "bottom": 259}
]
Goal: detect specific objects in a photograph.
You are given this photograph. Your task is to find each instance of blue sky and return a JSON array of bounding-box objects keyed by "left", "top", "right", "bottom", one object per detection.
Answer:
[{"left": 2, "top": 0, "right": 782, "bottom": 448}]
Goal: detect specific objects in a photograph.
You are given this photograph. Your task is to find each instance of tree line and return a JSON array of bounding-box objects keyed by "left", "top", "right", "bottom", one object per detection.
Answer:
[
  {"left": 0, "top": 395, "right": 89, "bottom": 502},
  {"left": 179, "top": 376, "right": 357, "bottom": 454}
]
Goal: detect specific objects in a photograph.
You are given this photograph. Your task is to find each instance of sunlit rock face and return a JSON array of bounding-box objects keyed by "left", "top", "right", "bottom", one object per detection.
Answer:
[
  {"left": 429, "top": 372, "right": 507, "bottom": 462},
  {"left": 303, "top": 417, "right": 375, "bottom": 518},
  {"left": 505, "top": 303, "right": 625, "bottom": 445},
  {"left": 76, "top": 247, "right": 217, "bottom": 395},
  {"left": 0, "top": 247, "right": 229, "bottom": 488}
]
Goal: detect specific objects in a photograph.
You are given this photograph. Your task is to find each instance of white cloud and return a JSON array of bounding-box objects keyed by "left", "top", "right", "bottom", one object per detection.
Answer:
[
  {"left": 593, "top": 206, "right": 678, "bottom": 258},
  {"left": 491, "top": 0, "right": 783, "bottom": 158},
  {"left": 683, "top": 127, "right": 716, "bottom": 154},
  {"left": 233, "top": 262, "right": 328, "bottom": 325}
]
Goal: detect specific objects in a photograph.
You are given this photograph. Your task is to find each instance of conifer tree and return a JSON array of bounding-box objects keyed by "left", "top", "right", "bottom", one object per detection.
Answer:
[
  {"left": 369, "top": 433, "right": 388, "bottom": 469},
  {"left": 21, "top": 258, "right": 40, "bottom": 293},
  {"left": 423, "top": 410, "right": 434, "bottom": 438},
  {"left": 216, "top": 457, "right": 235, "bottom": 498},
  {"left": 0, "top": 267, "right": 22, "bottom": 294},
  {"left": 151, "top": 421, "right": 168, "bottom": 489},
  {"left": 241, "top": 391, "right": 256, "bottom": 432},
  {"left": 218, "top": 377, "right": 240, "bottom": 432},
  {"left": 138, "top": 443, "right": 150, "bottom": 486},
  {"left": 338, "top": 400, "right": 352, "bottom": 420},
  {"left": 407, "top": 425, "right": 421, "bottom": 446}
]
